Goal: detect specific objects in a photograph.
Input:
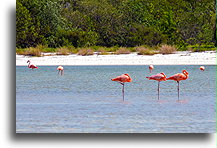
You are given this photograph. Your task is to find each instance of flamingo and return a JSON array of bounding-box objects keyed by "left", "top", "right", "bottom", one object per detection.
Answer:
[
  {"left": 57, "top": 66, "right": 64, "bottom": 75},
  {"left": 27, "top": 60, "right": 38, "bottom": 69},
  {"left": 199, "top": 66, "right": 205, "bottom": 71},
  {"left": 149, "top": 65, "right": 154, "bottom": 73},
  {"left": 146, "top": 73, "right": 167, "bottom": 100},
  {"left": 167, "top": 70, "right": 189, "bottom": 100},
  {"left": 111, "top": 74, "right": 132, "bottom": 101}
]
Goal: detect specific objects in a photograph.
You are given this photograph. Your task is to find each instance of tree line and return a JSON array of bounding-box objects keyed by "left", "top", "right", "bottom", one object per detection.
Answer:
[{"left": 16, "top": 0, "right": 216, "bottom": 49}]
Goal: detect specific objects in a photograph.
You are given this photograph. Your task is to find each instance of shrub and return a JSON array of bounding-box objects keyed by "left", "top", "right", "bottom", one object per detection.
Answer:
[
  {"left": 56, "top": 47, "right": 70, "bottom": 55},
  {"left": 16, "top": 48, "right": 26, "bottom": 55},
  {"left": 159, "top": 44, "right": 177, "bottom": 54},
  {"left": 24, "top": 47, "right": 42, "bottom": 56},
  {"left": 136, "top": 46, "right": 156, "bottom": 55},
  {"left": 116, "top": 47, "right": 131, "bottom": 54},
  {"left": 96, "top": 48, "right": 110, "bottom": 55},
  {"left": 78, "top": 48, "right": 94, "bottom": 56},
  {"left": 187, "top": 44, "right": 216, "bottom": 52},
  {"left": 41, "top": 48, "right": 57, "bottom": 53}
]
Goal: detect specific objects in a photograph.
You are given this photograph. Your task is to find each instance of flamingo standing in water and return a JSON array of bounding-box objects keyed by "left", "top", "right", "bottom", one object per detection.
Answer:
[
  {"left": 149, "top": 65, "right": 154, "bottom": 73},
  {"left": 57, "top": 66, "right": 64, "bottom": 75},
  {"left": 27, "top": 60, "right": 38, "bottom": 69},
  {"left": 111, "top": 74, "right": 132, "bottom": 101},
  {"left": 146, "top": 73, "right": 167, "bottom": 100},
  {"left": 199, "top": 66, "right": 205, "bottom": 71},
  {"left": 167, "top": 70, "right": 189, "bottom": 100}
]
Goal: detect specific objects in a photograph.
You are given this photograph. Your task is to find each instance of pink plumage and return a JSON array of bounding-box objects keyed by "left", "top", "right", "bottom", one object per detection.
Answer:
[
  {"left": 27, "top": 60, "right": 38, "bottom": 69},
  {"left": 146, "top": 73, "right": 166, "bottom": 82},
  {"left": 149, "top": 65, "right": 154, "bottom": 73},
  {"left": 146, "top": 73, "right": 167, "bottom": 100}
]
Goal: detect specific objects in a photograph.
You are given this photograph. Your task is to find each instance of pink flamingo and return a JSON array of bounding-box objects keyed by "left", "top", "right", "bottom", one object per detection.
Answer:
[
  {"left": 111, "top": 74, "right": 132, "bottom": 101},
  {"left": 57, "top": 66, "right": 64, "bottom": 75},
  {"left": 146, "top": 73, "right": 167, "bottom": 100},
  {"left": 199, "top": 66, "right": 205, "bottom": 71},
  {"left": 149, "top": 65, "right": 154, "bottom": 73},
  {"left": 27, "top": 60, "right": 38, "bottom": 69},
  {"left": 167, "top": 70, "right": 189, "bottom": 100}
]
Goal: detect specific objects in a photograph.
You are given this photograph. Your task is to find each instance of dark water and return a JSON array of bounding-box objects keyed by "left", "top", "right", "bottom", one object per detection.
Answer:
[{"left": 16, "top": 65, "right": 216, "bottom": 133}]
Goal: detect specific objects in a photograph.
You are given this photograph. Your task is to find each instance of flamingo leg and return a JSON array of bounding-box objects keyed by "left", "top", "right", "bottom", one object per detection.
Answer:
[
  {"left": 177, "top": 81, "right": 180, "bottom": 100},
  {"left": 118, "top": 82, "right": 125, "bottom": 101},
  {"left": 122, "top": 83, "right": 125, "bottom": 101},
  {"left": 158, "top": 81, "right": 160, "bottom": 100},
  {"left": 61, "top": 70, "right": 63, "bottom": 76}
]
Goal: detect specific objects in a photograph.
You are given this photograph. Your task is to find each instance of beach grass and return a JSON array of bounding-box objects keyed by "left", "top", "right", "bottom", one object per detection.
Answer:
[
  {"left": 96, "top": 48, "right": 110, "bottom": 55},
  {"left": 159, "top": 44, "right": 177, "bottom": 54},
  {"left": 77, "top": 48, "right": 94, "bottom": 56},
  {"left": 56, "top": 47, "right": 71, "bottom": 55},
  {"left": 16, "top": 47, "right": 42, "bottom": 57},
  {"left": 135, "top": 46, "right": 157, "bottom": 55},
  {"left": 16, "top": 44, "right": 216, "bottom": 57},
  {"left": 116, "top": 47, "right": 131, "bottom": 54}
]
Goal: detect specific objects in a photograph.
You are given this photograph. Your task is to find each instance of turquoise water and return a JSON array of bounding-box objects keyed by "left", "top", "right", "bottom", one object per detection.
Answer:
[{"left": 16, "top": 65, "right": 216, "bottom": 133}]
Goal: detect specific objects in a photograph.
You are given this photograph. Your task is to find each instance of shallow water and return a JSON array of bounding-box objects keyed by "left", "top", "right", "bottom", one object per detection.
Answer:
[{"left": 16, "top": 65, "right": 216, "bottom": 133}]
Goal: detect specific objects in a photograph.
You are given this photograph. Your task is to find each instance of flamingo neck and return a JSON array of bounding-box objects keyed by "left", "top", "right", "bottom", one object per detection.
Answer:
[
  {"left": 28, "top": 62, "right": 30, "bottom": 67},
  {"left": 183, "top": 71, "right": 188, "bottom": 79}
]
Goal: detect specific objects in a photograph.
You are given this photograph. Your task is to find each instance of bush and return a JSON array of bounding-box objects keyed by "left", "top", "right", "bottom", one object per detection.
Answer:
[
  {"left": 136, "top": 46, "right": 157, "bottom": 55},
  {"left": 116, "top": 47, "right": 131, "bottom": 54},
  {"left": 96, "top": 48, "right": 110, "bottom": 55},
  {"left": 56, "top": 47, "right": 70, "bottom": 55},
  {"left": 187, "top": 44, "right": 216, "bottom": 52},
  {"left": 41, "top": 48, "right": 57, "bottom": 53},
  {"left": 16, "top": 48, "right": 26, "bottom": 55},
  {"left": 78, "top": 48, "right": 94, "bottom": 56},
  {"left": 159, "top": 44, "right": 177, "bottom": 54},
  {"left": 22, "top": 47, "right": 42, "bottom": 56}
]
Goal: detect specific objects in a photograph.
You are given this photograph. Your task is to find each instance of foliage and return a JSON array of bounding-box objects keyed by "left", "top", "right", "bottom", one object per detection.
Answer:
[
  {"left": 16, "top": 0, "right": 216, "bottom": 49},
  {"left": 187, "top": 44, "right": 216, "bottom": 52}
]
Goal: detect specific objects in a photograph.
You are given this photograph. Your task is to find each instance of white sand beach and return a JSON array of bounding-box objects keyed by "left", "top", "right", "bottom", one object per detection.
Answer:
[{"left": 16, "top": 51, "right": 216, "bottom": 66}]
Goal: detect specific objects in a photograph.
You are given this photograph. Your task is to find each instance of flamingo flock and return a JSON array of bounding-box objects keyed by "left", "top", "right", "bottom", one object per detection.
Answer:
[{"left": 26, "top": 61, "right": 205, "bottom": 101}]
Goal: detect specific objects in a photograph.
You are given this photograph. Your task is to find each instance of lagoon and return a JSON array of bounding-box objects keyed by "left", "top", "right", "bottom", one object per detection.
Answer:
[{"left": 16, "top": 65, "right": 216, "bottom": 133}]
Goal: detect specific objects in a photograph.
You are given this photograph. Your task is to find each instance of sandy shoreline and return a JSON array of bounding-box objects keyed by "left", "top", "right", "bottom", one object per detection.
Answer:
[{"left": 16, "top": 51, "right": 216, "bottom": 66}]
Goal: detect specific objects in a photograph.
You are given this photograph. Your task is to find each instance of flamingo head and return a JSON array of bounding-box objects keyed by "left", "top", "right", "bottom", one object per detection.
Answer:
[
  {"left": 124, "top": 74, "right": 132, "bottom": 82},
  {"left": 149, "top": 65, "right": 154, "bottom": 69},
  {"left": 182, "top": 70, "right": 189, "bottom": 75},
  {"left": 27, "top": 60, "right": 30, "bottom": 63},
  {"left": 160, "top": 73, "right": 167, "bottom": 81},
  {"left": 199, "top": 66, "right": 205, "bottom": 71}
]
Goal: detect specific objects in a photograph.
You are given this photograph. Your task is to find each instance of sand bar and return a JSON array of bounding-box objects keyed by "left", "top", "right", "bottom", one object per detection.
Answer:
[{"left": 16, "top": 51, "right": 216, "bottom": 66}]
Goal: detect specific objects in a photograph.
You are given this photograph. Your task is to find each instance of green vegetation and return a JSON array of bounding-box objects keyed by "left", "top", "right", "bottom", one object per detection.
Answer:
[
  {"left": 16, "top": 47, "right": 42, "bottom": 57},
  {"left": 16, "top": 0, "right": 216, "bottom": 56}
]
